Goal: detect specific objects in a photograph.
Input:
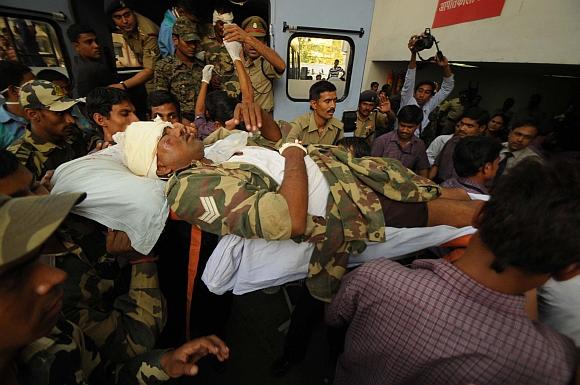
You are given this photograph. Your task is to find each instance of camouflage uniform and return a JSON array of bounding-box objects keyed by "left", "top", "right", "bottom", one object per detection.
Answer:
[
  {"left": 7, "top": 79, "right": 88, "bottom": 179},
  {"left": 7, "top": 127, "right": 88, "bottom": 179},
  {"left": 286, "top": 111, "right": 344, "bottom": 145},
  {"left": 55, "top": 216, "right": 166, "bottom": 363},
  {"left": 19, "top": 318, "right": 172, "bottom": 385},
  {"left": 200, "top": 24, "right": 240, "bottom": 97},
  {"left": 121, "top": 13, "right": 160, "bottom": 93},
  {"left": 166, "top": 137, "right": 440, "bottom": 301}
]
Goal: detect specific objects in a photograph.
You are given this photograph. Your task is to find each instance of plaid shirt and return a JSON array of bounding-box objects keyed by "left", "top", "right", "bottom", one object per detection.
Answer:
[
  {"left": 326, "top": 258, "right": 577, "bottom": 385},
  {"left": 371, "top": 130, "right": 429, "bottom": 173}
]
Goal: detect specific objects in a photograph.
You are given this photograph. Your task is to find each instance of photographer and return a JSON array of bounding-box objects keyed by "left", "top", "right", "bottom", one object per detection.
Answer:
[{"left": 400, "top": 32, "right": 454, "bottom": 137}]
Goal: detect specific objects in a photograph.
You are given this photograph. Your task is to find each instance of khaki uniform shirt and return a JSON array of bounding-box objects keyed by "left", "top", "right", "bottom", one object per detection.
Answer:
[
  {"left": 246, "top": 56, "right": 282, "bottom": 113},
  {"left": 122, "top": 13, "right": 160, "bottom": 92},
  {"left": 354, "top": 110, "right": 388, "bottom": 143},
  {"left": 286, "top": 111, "right": 344, "bottom": 145}
]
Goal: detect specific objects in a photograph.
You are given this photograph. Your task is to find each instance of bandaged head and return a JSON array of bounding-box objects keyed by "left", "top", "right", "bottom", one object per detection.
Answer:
[
  {"left": 213, "top": 10, "right": 234, "bottom": 25},
  {"left": 114, "top": 118, "right": 171, "bottom": 179}
]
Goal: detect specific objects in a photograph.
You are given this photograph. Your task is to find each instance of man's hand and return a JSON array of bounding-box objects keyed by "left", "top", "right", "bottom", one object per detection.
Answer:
[
  {"left": 108, "top": 83, "right": 125, "bottom": 90},
  {"left": 224, "top": 40, "right": 243, "bottom": 62},
  {"left": 39, "top": 170, "right": 54, "bottom": 193},
  {"left": 223, "top": 23, "right": 249, "bottom": 44},
  {"left": 232, "top": 101, "right": 263, "bottom": 133},
  {"left": 202, "top": 65, "right": 214, "bottom": 84},
  {"left": 90, "top": 140, "right": 113, "bottom": 154},
  {"left": 106, "top": 229, "right": 137, "bottom": 256},
  {"left": 378, "top": 94, "right": 391, "bottom": 114},
  {"left": 160, "top": 335, "right": 230, "bottom": 378},
  {"left": 434, "top": 54, "right": 449, "bottom": 67},
  {"left": 408, "top": 35, "right": 419, "bottom": 52}
]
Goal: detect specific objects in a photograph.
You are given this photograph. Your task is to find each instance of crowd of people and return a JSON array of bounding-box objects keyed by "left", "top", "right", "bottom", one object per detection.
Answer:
[{"left": 1, "top": 0, "right": 580, "bottom": 384}]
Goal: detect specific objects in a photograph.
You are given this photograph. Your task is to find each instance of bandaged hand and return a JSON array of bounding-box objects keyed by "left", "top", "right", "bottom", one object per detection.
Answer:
[
  {"left": 224, "top": 40, "right": 243, "bottom": 62},
  {"left": 202, "top": 65, "right": 214, "bottom": 84}
]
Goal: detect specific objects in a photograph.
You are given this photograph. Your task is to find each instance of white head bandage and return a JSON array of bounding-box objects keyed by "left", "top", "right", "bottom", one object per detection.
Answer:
[
  {"left": 114, "top": 118, "right": 172, "bottom": 179},
  {"left": 213, "top": 10, "right": 234, "bottom": 25}
]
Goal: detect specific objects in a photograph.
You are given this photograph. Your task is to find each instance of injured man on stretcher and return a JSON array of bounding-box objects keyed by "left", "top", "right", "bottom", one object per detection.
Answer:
[{"left": 51, "top": 104, "right": 484, "bottom": 301}]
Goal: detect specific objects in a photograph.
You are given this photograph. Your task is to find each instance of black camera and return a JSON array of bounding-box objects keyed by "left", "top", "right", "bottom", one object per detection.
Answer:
[{"left": 412, "top": 28, "right": 436, "bottom": 52}]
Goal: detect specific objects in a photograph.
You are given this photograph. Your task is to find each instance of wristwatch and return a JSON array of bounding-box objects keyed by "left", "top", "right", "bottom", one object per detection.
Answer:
[{"left": 119, "top": 81, "right": 128, "bottom": 90}]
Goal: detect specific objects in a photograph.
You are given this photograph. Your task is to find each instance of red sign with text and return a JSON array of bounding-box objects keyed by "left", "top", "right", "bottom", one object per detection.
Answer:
[{"left": 432, "top": 0, "right": 505, "bottom": 28}]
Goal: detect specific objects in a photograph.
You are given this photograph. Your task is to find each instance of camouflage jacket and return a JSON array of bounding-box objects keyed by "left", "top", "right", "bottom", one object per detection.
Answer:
[
  {"left": 200, "top": 25, "right": 240, "bottom": 97},
  {"left": 154, "top": 56, "right": 204, "bottom": 117},
  {"left": 55, "top": 217, "right": 166, "bottom": 363},
  {"left": 7, "top": 126, "right": 89, "bottom": 179},
  {"left": 166, "top": 143, "right": 440, "bottom": 301},
  {"left": 19, "top": 318, "right": 171, "bottom": 385}
]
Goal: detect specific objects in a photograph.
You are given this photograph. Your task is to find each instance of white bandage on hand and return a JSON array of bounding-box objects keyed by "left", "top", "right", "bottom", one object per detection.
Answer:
[
  {"left": 279, "top": 140, "right": 307, "bottom": 156},
  {"left": 224, "top": 40, "right": 243, "bottom": 62},
  {"left": 202, "top": 65, "right": 214, "bottom": 84}
]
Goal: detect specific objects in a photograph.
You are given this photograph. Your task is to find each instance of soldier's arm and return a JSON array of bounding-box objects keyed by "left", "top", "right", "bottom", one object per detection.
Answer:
[
  {"left": 117, "top": 35, "right": 159, "bottom": 89},
  {"left": 223, "top": 24, "right": 286, "bottom": 74}
]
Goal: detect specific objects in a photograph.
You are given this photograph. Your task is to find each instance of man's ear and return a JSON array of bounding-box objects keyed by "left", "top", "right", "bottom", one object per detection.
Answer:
[
  {"left": 92, "top": 112, "right": 107, "bottom": 128},
  {"left": 553, "top": 262, "right": 580, "bottom": 282},
  {"left": 309, "top": 100, "right": 317, "bottom": 111},
  {"left": 172, "top": 34, "right": 179, "bottom": 45},
  {"left": 24, "top": 108, "right": 39, "bottom": 121},
  {"left": 156, "top": 162, "right": 173, "bottom": 177},
  {"left": 72, "top": 41, "right": 80, "bottom": 54}
]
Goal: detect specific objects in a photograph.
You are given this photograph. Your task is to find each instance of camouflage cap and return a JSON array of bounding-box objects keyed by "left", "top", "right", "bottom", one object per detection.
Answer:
[
  {"left": 0, "top": 193, "right": 85, "bottom": 274},
  {"left": 173, "top": 17, "right": 200, "bottom": 42},
  {"left": 19, "top": 79, "right": 79, "bottom": 112},
  {"left": 241, "top": 16, "right": 267, "bottom": 37}
]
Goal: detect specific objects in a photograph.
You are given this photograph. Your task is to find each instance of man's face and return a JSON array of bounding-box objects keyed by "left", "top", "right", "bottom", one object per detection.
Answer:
[
  {"left": 334, "top": 60, "right": 339, "bottom": 67},
  {"left": 100, "top": 101, "right": 138, "bottom": 137},
  {"left": 311, "top": 91, "right": 337, "bottom": 121},
  {"left": 214, "top": 20, "right": 226, "bottom": 38},
  {"left": 414, "top": 84, "right": 434, "bottom": 106},
  {"left": 488, "top": 115, "right": 505, "bottom": 133},
  {"left": 151, "top": 103, "right": 179, "bottom": 124},
  {"left": 174, "top": 36, "right": 198, "bottom": 59},
  {"left": 243, "top": 38, "right": 264, "bottom": 60},
  {"left": 456, "top": 117, "right": 484, "bottom": 138},
  {"left": 0, "top": 164, "right": 48, "bottom": 197},
  {"left": 74, "top": 32, "right": 101, "bottom": 60},
  {"left": 397, "top": 122, "right": 419, "bottom": 141},
  {"left": 371, "top": 84, "right": 379, "bottom": 92},
  {"left": 156, "top": 126, "right": 204, "bottom": 176},
  {"left": 508, "top": 125, "right": 537, "bottom": 152},
  {"left": 31, "top": 109, "right": 76, "bottom": 141},
  {"left": 111, "top": 8, "right": 136, "bottom": 33},
  {"left": 358, "top": 101, "right": 375, "bottom": 118},
  {"left": 0, "top": 256, "right": 67, "bottom": 350}
]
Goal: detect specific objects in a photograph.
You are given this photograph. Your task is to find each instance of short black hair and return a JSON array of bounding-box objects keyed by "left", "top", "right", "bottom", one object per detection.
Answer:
[
  {"left": 66, "top": 24, "right": 96, "bottom": 43},
  {"left": 336, "top": 137, "right": 370, "bottom": 158},
  {"left": 309, "top": 80, "right": 336, "bottom": 102},
  {"left": 414, "top": 80, "right": 436, "bottom": 94},
  {"left": 511, "top": 118, "right": 539, "bottom": 134},
  {"left": 35, "top": 69, "right": 69, "bottom": 83},
  {"left": 453, "top": 136, "right": 502, "bottom": 178},
  {"left": 370, "top": 81, "right": 379, "bottom": 88},
  {"left": 489, "top": 112, "right": 507, "bottom": 124},
  {"left": 461, "top": 107, "right": 489, "bottom": 126},
  {"left": 480, "top": 159, "right": 580, "bottom": 274},
  {"left": 86, "top": 87, "right": 131, "bottom": 121},
  {"left": 0, "top": 149, "right": 20, "bottom": 179},
  {"left": 397, "top": 105, "right": 423, "bottom": 125},
  {"left": 205, "top": 90, "right": 237, "bottom": 124},
  {"left": 147, "top": 90, "right": 181, "bottom": 119},
  {"left": 0, "top": 61, "right": 32, "bottom": 93}
]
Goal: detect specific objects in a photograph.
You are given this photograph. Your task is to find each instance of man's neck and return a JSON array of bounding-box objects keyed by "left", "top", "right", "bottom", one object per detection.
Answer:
[
  {"left": 453, "top": 233, "right": 550, "bottom": 295},
  {"left": 175, "top": 51, "right": 194, "bottom": 66},
  {"left": 0, "top": 351, "right": 18, "bottom": 385},
  {"left": 313, "top": 112, "right": 329, "bottom": 131},
  {"left": 467, "top": 173, "right": 486, "bottom": 186},
  {"left": 396, "top": 132, "right": 411, "bottom": 146}
]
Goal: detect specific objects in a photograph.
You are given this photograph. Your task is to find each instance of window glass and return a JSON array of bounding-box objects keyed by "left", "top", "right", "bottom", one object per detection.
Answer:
[
  {"left": 287, "top": 35, "right": 353, "bottom": 101},
  {"left": 0, "top": 16, "right": 65, "bottom": 68}
]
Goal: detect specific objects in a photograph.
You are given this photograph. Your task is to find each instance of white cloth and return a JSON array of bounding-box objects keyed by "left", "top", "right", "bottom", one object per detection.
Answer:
[
  {"left": 50, "top": 145, "right": 169, "bottom": 254},
  {"left": 426, "top": 134, "right": 453, "bottom": 165},
  {"left": 538, "top": 276, "right": 580, "bottom": 347},
  {"left": 202, "top": 225, "right": 477, "bottom": 295}
]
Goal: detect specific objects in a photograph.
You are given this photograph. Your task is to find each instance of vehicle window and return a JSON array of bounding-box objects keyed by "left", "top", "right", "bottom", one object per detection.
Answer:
[
  {"left": 287, "top": 35, "right": 353, "bottom": 101},
  {"left": 0, "top": 16, "right": 66, "bottom": 68},
  {"left": 112, "top": 32, "right": 142, "bottom": 69}
]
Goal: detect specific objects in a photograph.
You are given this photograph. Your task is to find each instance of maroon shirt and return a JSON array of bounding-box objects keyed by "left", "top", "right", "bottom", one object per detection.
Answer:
[
  {"left": 371, "top": 131, "right": 429, "bottom": 173},
  {"left": 326, "top": 258, "right": 577, "bottom": 385}
]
